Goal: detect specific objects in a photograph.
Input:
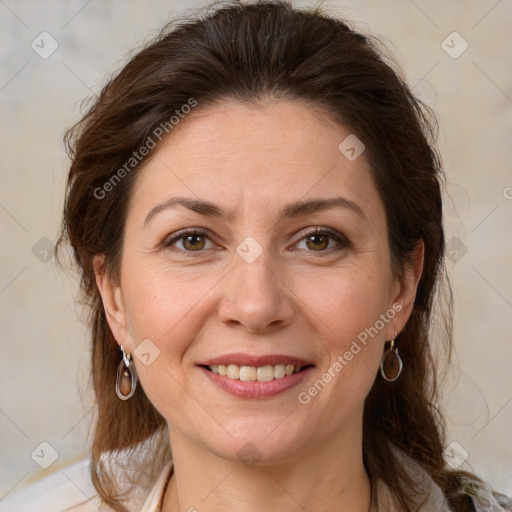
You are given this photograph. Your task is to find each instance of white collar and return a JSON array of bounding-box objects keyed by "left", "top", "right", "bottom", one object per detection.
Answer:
[{"left": 140, "top": 460, "right": 173, "bottom": 511}]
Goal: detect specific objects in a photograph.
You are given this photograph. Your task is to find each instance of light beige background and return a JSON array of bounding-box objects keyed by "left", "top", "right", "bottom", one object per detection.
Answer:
[{"left": 1, "top": 0, "right": 511, "bottom": 501}]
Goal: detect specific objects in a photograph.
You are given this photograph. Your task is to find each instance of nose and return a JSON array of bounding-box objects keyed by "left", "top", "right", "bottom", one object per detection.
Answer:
[{"left": 217, "top": 249, "right": 295, "bottom": 335}]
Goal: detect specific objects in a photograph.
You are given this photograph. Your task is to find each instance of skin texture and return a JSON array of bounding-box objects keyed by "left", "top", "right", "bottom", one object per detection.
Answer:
[{"left": 94, "top": 99, "right": 424, "bottom": 512}]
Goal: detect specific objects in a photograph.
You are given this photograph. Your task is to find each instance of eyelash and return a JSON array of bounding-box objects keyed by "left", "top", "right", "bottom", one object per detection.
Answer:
[{"left": 163, "top": 227, "right": 351, "bottom": 256}]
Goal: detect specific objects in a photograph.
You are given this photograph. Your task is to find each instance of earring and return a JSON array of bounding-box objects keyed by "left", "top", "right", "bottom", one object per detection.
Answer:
[
  {"left": 115, "top": 345, "right": 138, "bottom": 400},
  {"left": 380, "top": 332, "right": 403, "bottom": 382}
]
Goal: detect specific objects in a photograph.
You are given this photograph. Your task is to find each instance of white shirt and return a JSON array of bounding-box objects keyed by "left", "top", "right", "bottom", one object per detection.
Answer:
[{"left": 140, "top": 460, "right": 173, "bottom": 511}]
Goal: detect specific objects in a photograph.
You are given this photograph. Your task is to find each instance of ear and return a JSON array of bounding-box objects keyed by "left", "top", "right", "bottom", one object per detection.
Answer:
[
  {"left": 93, "top": 255, "right": 132, "bottom": 350},
  {"left": 387, "top": 239, "right": 425, "bottom": 339}
]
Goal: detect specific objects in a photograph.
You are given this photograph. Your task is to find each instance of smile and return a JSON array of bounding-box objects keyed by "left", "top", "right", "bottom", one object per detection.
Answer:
[{"left": 205, "top": 364, "right": 307, "bottom": 381}]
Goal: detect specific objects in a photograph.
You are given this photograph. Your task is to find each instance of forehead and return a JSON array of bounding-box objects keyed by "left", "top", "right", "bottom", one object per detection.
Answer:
[
  {"left": 127, "top": 99, "right": 383, "bottom": 226},
  {"left": 156, "top": 99, "right": 349, "bottom": 170}
]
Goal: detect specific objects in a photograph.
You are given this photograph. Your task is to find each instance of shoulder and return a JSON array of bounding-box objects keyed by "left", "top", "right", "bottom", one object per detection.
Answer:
[
  {"left": 1, "top": 453, "right": 166, "bottom": 512},
  {"left": 458, "top": 475, "right": 512, "bottom": 512},
  {"left": 0, "top": 458, "right": 107, "bottom": 512},
  {"left": 387, "top": 445, "right": 512, "bottom": 512}
]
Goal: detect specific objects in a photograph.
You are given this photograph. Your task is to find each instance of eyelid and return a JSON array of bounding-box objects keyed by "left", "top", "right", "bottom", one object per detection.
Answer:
[
  {"left": 164, "top": 226, "right": 351, "bottom": 254},
  {"left": 292, "top": 226, "right": 351, "bottom": 251},
  {"left": 163, "top": 227, "right": 214, "bottom": 251}
]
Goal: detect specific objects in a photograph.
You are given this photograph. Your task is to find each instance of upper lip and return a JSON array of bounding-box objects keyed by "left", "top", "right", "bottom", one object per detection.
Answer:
[{"left": 198, "top": 353, "right": 314, "bottom": 367}]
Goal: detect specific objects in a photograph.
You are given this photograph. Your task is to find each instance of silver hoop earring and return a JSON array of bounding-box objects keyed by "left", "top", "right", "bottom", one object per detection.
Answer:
[
  {"left": 380, "top": 333, "right": 403, "bottom": 382},
  {"left": 115, "top": 345, "right": 138, "bottom": 400}
]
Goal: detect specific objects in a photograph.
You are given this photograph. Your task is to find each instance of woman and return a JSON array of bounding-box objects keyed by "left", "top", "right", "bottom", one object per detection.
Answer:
[{"left": 48, "top": 1, "right": 511, "bottom": 511}]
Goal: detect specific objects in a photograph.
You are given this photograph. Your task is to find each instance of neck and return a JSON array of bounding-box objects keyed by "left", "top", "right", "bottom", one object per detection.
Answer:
[{"left": 161, "top": 422, "right": 372, "bottom": 512}]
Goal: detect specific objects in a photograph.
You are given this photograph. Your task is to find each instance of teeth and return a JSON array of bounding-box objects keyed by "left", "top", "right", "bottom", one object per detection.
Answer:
[
  {"left": 207, "top": 363, "right": 304, "bottom": 380},
  {"left": 239, "top": 366, "right": 257, "bottom": 381},
  {"left": 257, "top": 365, "right": 275, "bottom": 382},
  {"left": 227, "top": 364, "right": 239, "bottom": 379},
  {"left": 274, "top": 364, "right": 285, "bottom": 379}
]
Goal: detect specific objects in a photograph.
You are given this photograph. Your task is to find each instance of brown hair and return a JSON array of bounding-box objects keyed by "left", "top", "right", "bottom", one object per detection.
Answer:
[{"left": 56, "top": 1, "right": 484, "bottom": 510}]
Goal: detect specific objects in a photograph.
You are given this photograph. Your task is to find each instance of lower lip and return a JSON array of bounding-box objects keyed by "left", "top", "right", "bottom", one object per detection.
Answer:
[{"left": 198, "top": 366, "right": 314, "bottom": 399}]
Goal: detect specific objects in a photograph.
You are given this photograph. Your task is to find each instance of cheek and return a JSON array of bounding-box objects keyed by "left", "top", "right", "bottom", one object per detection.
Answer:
[
  {"left": 295, "top": 266, "right": 390, "bottom": 397},
  {"left": 121, "top": 252, "right": 392, "bottom": 355},
  {"left": 297, "top": 264, "right": 392, "bottom": 344},
  {"left": 296, "top": 271, "right": 387, "bottom": 422},
  {"left": 120, "top": 266, "right": 211, "bottom": 417},
  {"left": 120, "top": 261, "right": 221, "bottom": 352}
]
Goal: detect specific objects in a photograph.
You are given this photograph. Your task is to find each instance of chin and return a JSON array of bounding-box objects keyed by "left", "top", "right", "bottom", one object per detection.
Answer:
[{"left": 199, "top": 416, "right": 312, "bottom": 466}]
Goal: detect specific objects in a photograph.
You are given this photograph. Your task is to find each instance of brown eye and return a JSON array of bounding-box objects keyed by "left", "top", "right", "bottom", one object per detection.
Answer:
[
  {"left": 181, "top": 234, "right": 206, "bottom": 251},
  {"left": 295, "top": 228, "right": 350, "bottom": 253},
  {"left": 165, "top": 229, "right": 214, "bottom": 253},
  {"left": 305, "top": 233, "right": 329, "bottom": 251}
]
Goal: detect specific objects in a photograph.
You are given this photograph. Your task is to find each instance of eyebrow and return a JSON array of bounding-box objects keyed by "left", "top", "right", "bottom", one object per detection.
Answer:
[{"left": 144, "top": 195, "right": 367, "bottom": 227}]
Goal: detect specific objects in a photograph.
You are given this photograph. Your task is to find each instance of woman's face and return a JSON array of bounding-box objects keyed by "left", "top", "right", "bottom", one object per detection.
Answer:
[{"left": 95, "top": 99, "right": 422, "bottom": 464}]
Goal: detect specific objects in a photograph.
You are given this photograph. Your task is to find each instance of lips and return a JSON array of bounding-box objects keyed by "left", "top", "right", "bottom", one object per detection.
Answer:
[
  {"left": 197, "top": 353, "right": 315, "bottom": 399},
  {"left": 199, "top": 364, "right": 314, "bottom": 399}
]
